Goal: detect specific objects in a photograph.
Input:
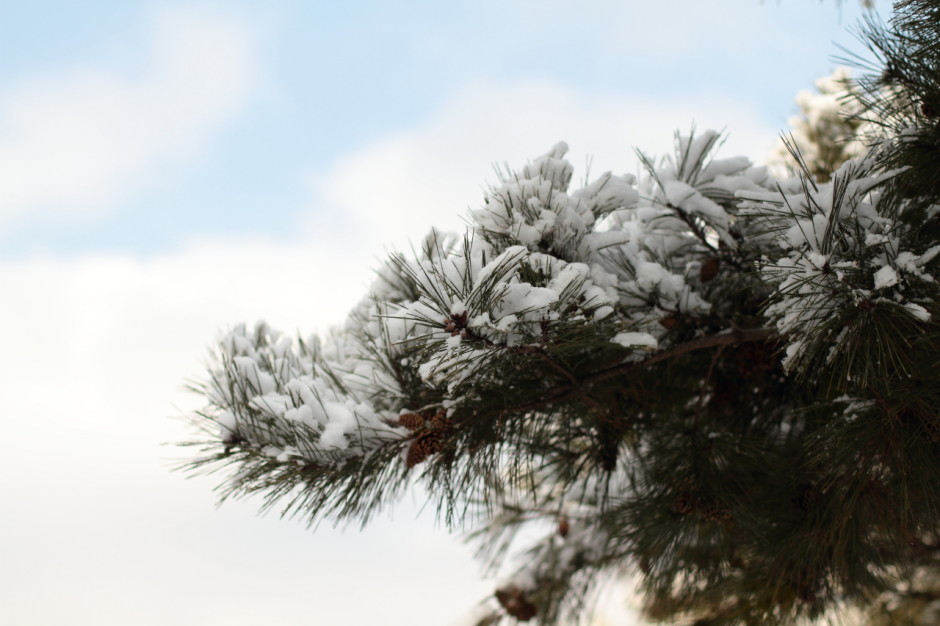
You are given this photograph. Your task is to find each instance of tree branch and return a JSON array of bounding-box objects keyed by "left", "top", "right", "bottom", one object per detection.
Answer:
[{"left": 494, "top": 327, "right": 777, "bottom": 417}]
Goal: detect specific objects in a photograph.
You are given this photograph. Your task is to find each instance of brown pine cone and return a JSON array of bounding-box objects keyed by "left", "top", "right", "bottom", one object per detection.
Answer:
[
  {"left": 699, "top": 257, "right": 720, "bottom": 282},
  {"left": 405, "top": 431, "right": 446, "bottom": 468},
  {"left": 700, "top": 503, "right": 732, "bottom": 522},
  {"left": 674, "top": 493, "right": 695, "bottom": 515},
  {"left": 495, "top": 585, "right": 538, "bottom": 621},
  {"left": 397, "top": 412, "right": 425, "bottom": 431},
  {"left": 428, "top": 408, "right": 451, "bottom": 429},
  {"left": 659, "top": 314, "right": 679, "bottom": 330}
]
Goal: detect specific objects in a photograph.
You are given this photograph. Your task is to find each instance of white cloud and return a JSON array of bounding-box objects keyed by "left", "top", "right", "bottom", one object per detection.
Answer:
[
  {"left": 0, "top": 5, "right": 259, "bottom": 224},
  {"left": 309, "top": 79, "right": 779, "bottom": 255},
  {"left": 0, "top": 242, "right": 500, "bottom": 626}
]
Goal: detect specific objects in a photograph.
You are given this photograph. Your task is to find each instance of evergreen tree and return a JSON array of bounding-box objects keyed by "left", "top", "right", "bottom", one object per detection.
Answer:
[
  {"left": 180, "top": 2, "right": 940, "bottom": 624},
  {"left": 768, "top": 66, "right": 869, "bottom": 182}
]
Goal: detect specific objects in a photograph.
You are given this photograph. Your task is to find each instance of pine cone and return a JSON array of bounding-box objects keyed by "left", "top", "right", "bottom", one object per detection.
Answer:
[
  {"left": 495, "top": 585, "right": 538, "bottom": 621},
  {"left": 699, "top": 257, "right": 720, "bottom": 282},
  {"left": 406, "top": 431, "right": 446, "bottom": 468},
  {"left": 428, "top": 408, "right": 451, "bottom": 429},
  {"left": 700, "top": 504, "right": 732, "bottom": 522},
  {"left": 443, "top": 311, "right": 469, "bottom": 336},
  {"left": 659, "top": 314, "right": 680, "bottom": 330},
  {"left": 674, "top": 493, "right": 695, "bottom": 515},
  {"left": 398, "top": 412, "right": 425, "bottom": 431}
]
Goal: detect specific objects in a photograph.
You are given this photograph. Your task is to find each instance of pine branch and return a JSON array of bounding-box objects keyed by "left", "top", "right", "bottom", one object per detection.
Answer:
[
  {"left": 493, "top": 326, "right": 776, "bottom": 418},
  {"left": 179, "top": 29, "right": 940, "bottom": 620}
]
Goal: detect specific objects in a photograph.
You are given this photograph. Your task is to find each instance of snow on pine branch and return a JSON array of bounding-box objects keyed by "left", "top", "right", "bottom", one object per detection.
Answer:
[
  {"left": 740, "top": 153, "right": 936, "bottom": 375},
  {"left": 187, "top": 130, "right": 800, "bottom": 513},
  {"left": 199, "top": 321, "right": 404, "bottom": 464}
]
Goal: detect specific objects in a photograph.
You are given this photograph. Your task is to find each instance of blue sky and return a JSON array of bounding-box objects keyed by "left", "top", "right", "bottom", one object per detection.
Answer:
[
  {"left": 0, "top": 2, "right": 888, "bottom": 625},
  {"left": 0, "top": 0, "right": 881, "bottom": 258}
]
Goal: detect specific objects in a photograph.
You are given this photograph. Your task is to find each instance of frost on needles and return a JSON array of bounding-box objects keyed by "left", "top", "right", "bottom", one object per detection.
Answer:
[{"left": 183, "top": 128, "right": 939, "bottom": 624}]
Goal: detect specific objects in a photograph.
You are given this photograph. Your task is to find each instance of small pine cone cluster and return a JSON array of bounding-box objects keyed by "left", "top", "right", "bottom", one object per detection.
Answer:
[
  {"left": 398, "top": 408, "right": 451, "bottom": 431},
  {"left": 700, "top": 504, "right": 733, "bottom": 522},
  {"left": 399, "top": 408, "right": 454, "bottom": 468},
  {"left": 674, "top": 492, "right": 731, "bottom": 522},
  {"left": 443, "top": 311, "right": 469, "bottom": 337},
  {"left": 495, "top": 585, "right": 538, "bottom": 622},
  {"left": 699, "top": 256, "right": 720, "bottom": 283},
  {"left": 406, "top": 431, "right": 447, "bottom": 468},
  {"left": 658, "top": 314, "right": 680, "bottom": 330},
  {"left": 674, "top": 493, "right": 695, "bottom": 516}
]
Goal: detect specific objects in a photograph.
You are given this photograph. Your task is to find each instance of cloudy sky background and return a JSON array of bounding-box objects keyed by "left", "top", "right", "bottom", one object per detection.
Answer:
[{"left": 0, "top": 2, "right": 887, "bottom": 624}]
